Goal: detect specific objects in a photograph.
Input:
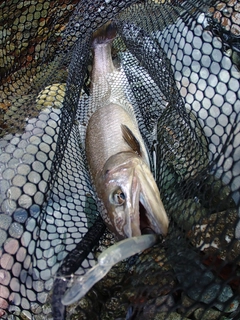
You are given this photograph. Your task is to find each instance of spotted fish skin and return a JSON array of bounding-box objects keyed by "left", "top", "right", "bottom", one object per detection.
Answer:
[{"left": 85, "top": 23, "right": 168, "bottom": 240}]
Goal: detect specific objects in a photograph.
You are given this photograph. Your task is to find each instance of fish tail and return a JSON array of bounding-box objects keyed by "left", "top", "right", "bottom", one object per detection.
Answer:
[{"left": 92, "top": 22, "right": 117, "bottom": 47}]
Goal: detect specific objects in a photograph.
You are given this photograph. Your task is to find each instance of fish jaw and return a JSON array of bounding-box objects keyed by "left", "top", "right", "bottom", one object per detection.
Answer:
[
  {"left": 95, "top": 151, "right": 169, "bottom": 240},
  {"left": 138, "top": 163, "right": 169, "bottom": 236}
]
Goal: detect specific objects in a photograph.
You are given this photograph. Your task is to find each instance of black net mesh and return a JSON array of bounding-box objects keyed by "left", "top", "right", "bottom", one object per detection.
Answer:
[{"left": 0, "top": 0, "right": 240, "bottom": 319}]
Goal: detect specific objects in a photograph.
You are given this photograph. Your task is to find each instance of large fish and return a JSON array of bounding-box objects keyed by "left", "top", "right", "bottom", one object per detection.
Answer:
[{"left": 85, "top": 23, "right": 168, "bottom": 240}]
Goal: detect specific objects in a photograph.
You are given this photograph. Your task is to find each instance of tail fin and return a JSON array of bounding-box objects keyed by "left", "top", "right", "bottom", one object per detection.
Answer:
[{"left": 92, "top": 22, "right": 117, "bottom": 47}]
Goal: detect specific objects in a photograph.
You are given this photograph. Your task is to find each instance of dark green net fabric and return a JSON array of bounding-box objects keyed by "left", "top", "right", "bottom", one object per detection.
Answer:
[{"left": 0, "top": 0, "right": 240, "bottom": 319}]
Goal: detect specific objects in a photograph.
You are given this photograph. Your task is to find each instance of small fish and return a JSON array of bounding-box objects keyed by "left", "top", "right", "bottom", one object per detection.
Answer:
[
  {"left": 85, "top": 23, "right": 168, "bottom": 240},
  {"left": 62, "top": 234, "right": 158, "bottom": 305}
]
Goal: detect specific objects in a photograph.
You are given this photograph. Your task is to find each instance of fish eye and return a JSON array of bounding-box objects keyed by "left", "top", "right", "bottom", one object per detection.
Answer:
[{"left": 112, "top": 189, "right": 125, "bottom": 205}]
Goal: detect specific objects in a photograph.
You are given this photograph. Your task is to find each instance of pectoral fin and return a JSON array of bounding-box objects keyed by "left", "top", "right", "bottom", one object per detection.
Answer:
[{"left": 121, "top": 124, "right": 142, "bottom": 156}]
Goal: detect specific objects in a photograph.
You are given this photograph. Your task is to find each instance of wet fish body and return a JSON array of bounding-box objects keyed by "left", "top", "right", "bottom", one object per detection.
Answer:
[{"left": 86, "top": 24, "right": 168, "bottom": 239}]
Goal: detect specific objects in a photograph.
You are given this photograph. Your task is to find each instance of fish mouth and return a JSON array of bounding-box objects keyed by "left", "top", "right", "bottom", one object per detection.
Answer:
[
  {"left": 137, "top": 161, "right": 168, "bottom": 237},
  {"left": 122, "top": 159, "right": 169, "bottom": 238},
  {"left": 132, "top": 190, "right": 167, "bottom": 237},
  {"left": 139, "top": 202, "right": 156, "bottom": 235},
  {"left": 98, "top": 152, "right": 168, "bottom": 239}
]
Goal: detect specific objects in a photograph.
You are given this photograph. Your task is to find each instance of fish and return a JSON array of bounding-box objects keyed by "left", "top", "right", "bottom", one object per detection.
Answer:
[
  {"left": 62, "top": 234, "right": 158, "bottom": 305},
  {"left": 85, "top": 22, "right": 169, "bottom": 240}
]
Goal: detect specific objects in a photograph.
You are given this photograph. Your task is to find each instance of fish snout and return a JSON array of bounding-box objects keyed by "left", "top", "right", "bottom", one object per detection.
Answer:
[
  {"left": 112, "top": 164, "right": 168, "bottom": 239},
  {"left": 123, "top": 198, "right": 141, "bottom": 238},
  {"left": 97, "top": 153, "right": 168, "bottom": 239},
  {"left": 137, "top": 162, "right": 169, "bottom": 236}
]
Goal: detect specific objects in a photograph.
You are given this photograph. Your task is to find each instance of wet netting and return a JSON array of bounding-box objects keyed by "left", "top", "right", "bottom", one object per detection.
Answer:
[{"left": 0, "top": 0, "right": 240, "bottom": 319}]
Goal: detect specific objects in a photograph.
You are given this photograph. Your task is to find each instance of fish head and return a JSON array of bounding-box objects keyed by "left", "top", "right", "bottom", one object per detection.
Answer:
[{"left": 96, "top": 151, "right": 169, "bottom": 240}]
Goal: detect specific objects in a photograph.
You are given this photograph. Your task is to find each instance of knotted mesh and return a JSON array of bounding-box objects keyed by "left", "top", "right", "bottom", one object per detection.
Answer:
[{"left": 0, "top": 1, "right": 240, "bottom": 319}]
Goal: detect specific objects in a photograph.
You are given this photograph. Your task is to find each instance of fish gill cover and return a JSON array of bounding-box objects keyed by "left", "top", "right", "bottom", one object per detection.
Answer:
[{"left": 0, "top": 0, "right": 240, "bottom": 319}]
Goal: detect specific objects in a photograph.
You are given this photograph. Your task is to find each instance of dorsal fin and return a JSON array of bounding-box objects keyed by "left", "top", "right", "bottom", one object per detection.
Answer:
[{"left": 121, "top": 124, "right": 142, "bottom": 156}]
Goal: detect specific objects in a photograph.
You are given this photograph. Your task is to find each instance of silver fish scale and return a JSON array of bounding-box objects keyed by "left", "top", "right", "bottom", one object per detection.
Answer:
[{"left": 0, "top": 0, "right": 240, "bottom": 319}]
